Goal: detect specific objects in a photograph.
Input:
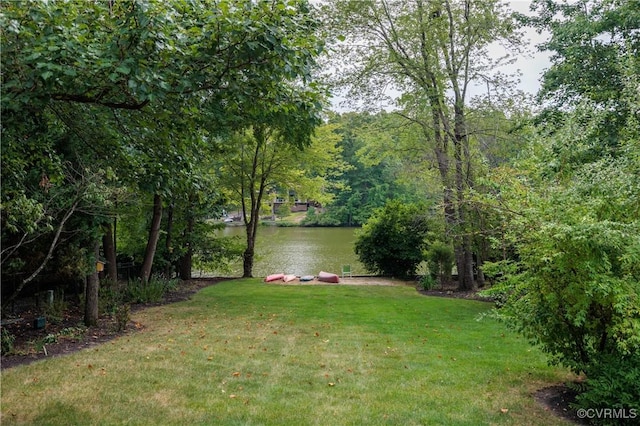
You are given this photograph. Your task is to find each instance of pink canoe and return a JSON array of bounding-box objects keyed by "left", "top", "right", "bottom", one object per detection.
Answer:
[
  {"left": 265, "top": 273, "right": 285, "bottom": 282},
  {"left": 283, "top": 274, "right": 297, "bottom": 282},
  {"left": 318, "top": 271, "right": 340, "bottom": 283}
]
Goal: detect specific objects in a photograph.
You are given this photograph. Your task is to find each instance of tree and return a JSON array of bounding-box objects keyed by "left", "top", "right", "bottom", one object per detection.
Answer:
[
  {"left": 522, "top": 0, "right": 640, "bottom": 158},
  {"left": 354, "top": 200, "right": 431, "bottom": 278},
  {"left": 220, "top": 120, "right": 341, "bottom": 277},
  {"left": 322, "top": 0, "right": 523, "bottom": 289},
  {"left": 483, "top": 1, "right": 640, "bottom": 411},
  {"left": 316, "top": 112, "right": 426, "bottom": 226},
  {"left": 1, "top": 0, "right": 326, "bottom": 298}
]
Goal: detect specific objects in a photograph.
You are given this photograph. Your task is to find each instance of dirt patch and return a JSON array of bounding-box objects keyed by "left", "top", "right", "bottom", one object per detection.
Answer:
[{"left": 535, "top": 385, "right": 587, "bottom": 425}]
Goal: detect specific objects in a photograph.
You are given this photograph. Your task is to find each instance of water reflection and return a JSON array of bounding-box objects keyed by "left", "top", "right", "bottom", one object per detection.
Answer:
[{"left": 209, "top": 226, "right": 365, "bottom": 277}]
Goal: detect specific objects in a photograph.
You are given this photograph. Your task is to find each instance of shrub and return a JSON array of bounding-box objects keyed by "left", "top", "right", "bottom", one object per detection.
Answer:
[
  {"left": 114, "top": 304, "right": 130, "bottom": 332},
  {"left": 192, "top": 234, "right": 244, "bottom": 275},
  {"left": 418, "top": 274, "right": 437, "bottom": 291},
  {"left": 126, "top": 276, "right": 179, "bottom": 304},
  {"left": 573, "top": 353, "right": 640, "bottom": 425},
  {"left": 300, "top": 207, "right": 341, "bottom": 226},
  {"left": 425, "top": 241, "right": 454, "bottom": 286},
  {"left": 484, "top": 172, "right": 640, "bottom": 412},
  {"left": 354, "top": 200, "right": 430, "bottom": 278},
  {"left": 1, "top": 328, "right": 15, "bottom": 354},
  {"left": 43, "top": 290, "right": 67, "bottom": 324}
]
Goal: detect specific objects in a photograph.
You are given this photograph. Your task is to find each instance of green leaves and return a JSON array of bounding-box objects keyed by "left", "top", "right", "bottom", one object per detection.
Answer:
[{"left": 355, "top": 200, "right": 431, "bottom": 278}]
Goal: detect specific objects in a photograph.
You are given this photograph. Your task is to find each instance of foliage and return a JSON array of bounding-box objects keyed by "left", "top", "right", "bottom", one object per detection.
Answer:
[
  {"left": 275, "top": 204, "right": 291, "bottom": 220},
  {"left": 125, "top": 276, "right": 179, "bottom": 304},
  {"left": 482, "top": 31, "right": 640, "bottom": 410},
  {"left": 354, "top": 200, "right": 430, "bottom": 278},
  {"left": 57, "top": 326, "right": 88, "bottom": 341},
  {"left": 114, "top": 304, "right": 131, "bottom": 333},
  {"left": 322, "top": 0, "right": 525, "bottom": 289},
  {"left": 1, "top": 0, "right": 326, "bottom": 295},
  {"left": 418, "top": 274, "right": 437, "bottom": 291},
  {"left": 1, "top": 328, "right": 16, "bottom": 355},
  {"left": 300, "top": 206, "right": 342, "bottom": 226},
  {"left": 425, "top": 241, "right": 455, "bottom": 286},
  {"left": 571, "top": 352, "right": 640, "bottom": 424},
  {"left": 319, "top": 112, "right": 425, "bottom": 226},
  {"left": 43, "top": 290, "right": 67, "bottom": 325},
  {"left": 219, "top": 120, "right": 341, "bottom": 276},
  {"left": 192, "top": 232, "right": 245, "bottom": 275}
]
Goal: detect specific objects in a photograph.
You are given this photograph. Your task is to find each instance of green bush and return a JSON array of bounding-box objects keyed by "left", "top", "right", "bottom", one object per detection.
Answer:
[
  {"left": 192, "top": 234, "right": 244, "bottom": 275},
  {"left": 354, "top": 200, "right": 430, "bottom": 278}
]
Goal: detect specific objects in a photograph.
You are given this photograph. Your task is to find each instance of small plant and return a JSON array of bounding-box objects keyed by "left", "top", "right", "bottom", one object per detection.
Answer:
[
  {"left": 42, "top": 333, "right": 58, "bottom": 344},
  {"left": 425, "top": 241, "right": 454, "bottom": 287},
  {"left": 114, "top": 304, "right": 130, "bottom": 332},
  {"left": 1, "top": 328, "right": 16, "bottom": 355},
  {"left": 58, "top": 326, "right": 87, "bottom": 341},
  {"left": 126, "top": 276, "right": 179, "bottom": 303},
  {"left": 99, "top": 279, "right": 126, "bottom": 315},
  {"left": 419, "top": 274, "right": 437, "bottom": 291},
  {"left": 44, "top": 290, "right": 67, "bottom": 324}
]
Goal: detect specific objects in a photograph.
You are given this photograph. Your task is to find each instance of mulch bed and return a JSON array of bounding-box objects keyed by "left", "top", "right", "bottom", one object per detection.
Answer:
[
  {"left": 0, "top": 278, "right": 227, "bottom": 370},
  {"left": 1, "top": 277, "right": 580, "bottom": 424}
]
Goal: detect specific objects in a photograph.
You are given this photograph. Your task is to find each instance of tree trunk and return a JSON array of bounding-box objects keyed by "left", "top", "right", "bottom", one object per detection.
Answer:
[
  {"left": 164, "top": 203, "right": 174, "bottom": 278},
  {"left": 140, "top": 193, "right": 163, "bottom": 284},
  {"left": 84, "top": 242, "right": 100, "bottom": 326},
  {"left": 102, "top": 222, "right": 118, "bottom": 282},
  {"left": 243, "top": 218, "right": 258, "bottom": 278},
  {"left": 476, "top": 247, "right": 486, "bottom": 288},
  {"left": 452, "top": 97, "right": 476, "bottom": 291},
  {"left": 178, "top": 212, "right": 194, "bottom": 280}
]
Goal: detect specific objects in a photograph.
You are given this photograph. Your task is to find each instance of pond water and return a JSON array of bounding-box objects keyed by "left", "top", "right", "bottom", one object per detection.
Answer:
[{"left": 203, "top": 226, "right": 367, "bottom": 278}]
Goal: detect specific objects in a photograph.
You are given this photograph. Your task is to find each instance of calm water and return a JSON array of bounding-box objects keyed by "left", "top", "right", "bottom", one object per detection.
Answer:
[{"left": 205, "top": 226, "right": 366, "bottom": 277}]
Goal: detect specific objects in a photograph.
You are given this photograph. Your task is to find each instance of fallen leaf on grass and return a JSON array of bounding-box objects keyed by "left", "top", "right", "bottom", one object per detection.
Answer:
[
  {"left": 500, "top": 408, "right": 509, "bottom": 413},
  {"left": 232, "top": 371, "right": 241, "bottom": 377}
]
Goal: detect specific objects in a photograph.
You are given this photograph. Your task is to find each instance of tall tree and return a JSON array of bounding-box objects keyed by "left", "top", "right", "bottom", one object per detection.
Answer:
[
  {"left": 322, "top": 0, "right": 522, "bottom": 289},
  {"left": 2, "top": 0, "right": 326, "bottom": 295}
]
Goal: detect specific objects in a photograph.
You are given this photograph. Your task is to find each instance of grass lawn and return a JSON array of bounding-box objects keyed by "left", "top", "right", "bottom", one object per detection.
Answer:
[{"left": 1, "top": 279, "right": 575, "bottom": 425}]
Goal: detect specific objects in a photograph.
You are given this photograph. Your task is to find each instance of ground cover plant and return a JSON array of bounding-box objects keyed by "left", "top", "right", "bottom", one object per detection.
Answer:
[{"left": 1, "top": 279, "right": 575, "bottom": 425}]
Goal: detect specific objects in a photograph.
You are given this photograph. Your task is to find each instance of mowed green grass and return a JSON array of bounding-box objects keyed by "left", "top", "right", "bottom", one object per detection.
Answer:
[{"left": 1, "top": 279, "right": 574, "bottom": 425}]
